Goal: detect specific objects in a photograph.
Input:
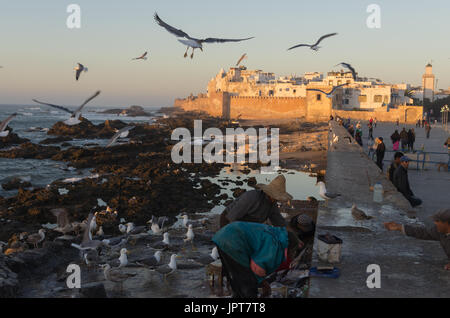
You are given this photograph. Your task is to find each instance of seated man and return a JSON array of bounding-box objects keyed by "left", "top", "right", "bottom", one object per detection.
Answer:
[
  {"left": 219, "top": 175, "right": 292, "bottom": 228},
  {"left": 212, "top": 221, "right": 303, "bottom": 298},
  {"left": 393, "top": 156, "right": 422, "bottom": 207},
  {"left": 384, "top": 208, "right": 450, "bottom": 270},
  {"left": 387, "top": 152, "right": 404, "bottom": 182}
]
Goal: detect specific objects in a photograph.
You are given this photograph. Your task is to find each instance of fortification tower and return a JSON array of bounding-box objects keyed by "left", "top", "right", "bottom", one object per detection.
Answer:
[{"left": 422, "top": 63, "right": 435, "bottom": 102}]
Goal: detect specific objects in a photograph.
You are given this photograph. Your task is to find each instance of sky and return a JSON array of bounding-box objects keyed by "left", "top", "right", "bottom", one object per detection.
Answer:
[{"left": 0, "top": 0, "right": 449, "bottom": 107}]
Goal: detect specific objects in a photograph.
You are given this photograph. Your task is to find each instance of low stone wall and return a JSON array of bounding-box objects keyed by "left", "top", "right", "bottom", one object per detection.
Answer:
[
  {"left": 333, "top": 106, "right": 423, "bottom": 124},
  {"left": 229, "top": 96, "right": 307, "bottom": 119}
]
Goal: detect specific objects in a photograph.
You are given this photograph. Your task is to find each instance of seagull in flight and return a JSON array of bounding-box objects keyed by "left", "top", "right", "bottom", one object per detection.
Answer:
[
  {"left": 335, "top": 63, "right": 357, "bottom": 80},
  {"left": 132, "top": 51, "right": 148, "bottom": 60},
  {"left": 288, "top": 33, "right": 337, "bottom": 51},
  {"left": 306, "top": 84, "right": 349, "bottom": 98},
  {"left": 32, "top": 91, "right": 101, "bottom": 126},
  {"left": 154, "top": 13, "right": 254, "bottom": 59},
  {"left": 0, "top": 113, "right": 17, "bottom": 137},
  {"left": 236, "top": 53, "right": 247, "bottom": 66},
  {"left": 106, "top": 126, "right": 135, "bottom": 148},
  {"left": 74, "top": 63, "right": 88, "bottom": 81}
]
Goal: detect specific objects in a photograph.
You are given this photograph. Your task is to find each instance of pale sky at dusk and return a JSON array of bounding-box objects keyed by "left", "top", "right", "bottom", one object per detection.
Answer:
[{"left": 0, "top": 0, "right": 449, "bottom": 107}]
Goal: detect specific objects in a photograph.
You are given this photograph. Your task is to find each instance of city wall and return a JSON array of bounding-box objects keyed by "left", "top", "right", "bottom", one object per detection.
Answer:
[{"left": 333, "top": 106, "right": 423, "bottom": 124}]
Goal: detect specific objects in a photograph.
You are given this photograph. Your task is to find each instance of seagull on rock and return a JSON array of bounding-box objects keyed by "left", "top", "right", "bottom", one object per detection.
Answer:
[
  {"left": 26, "top": 229, "right": 46, "bottom": 248},
  {"left": 316, "top": 181, "right": 341, "bottom": 206},
  {"left": 100, "top": 263, "right": 136, "bottom": 291},
  {"left": 0, "top": 113, "right": 17, "bottom": 137},
  {"left": 155, "top": 254, "right": 178, "bottom": 280},
  {"left": 71, "top": 213, "right": 104, "bottom": 251},
  {"left": 32, "top": 91, "right": 101, "bottom": 126},
  {"left": 288, "top": 33, "right": 337, "bottom": 51},
  {"left": 148, "top": 216, "right": 169, "bottom": 234},
  {"left": 154, "top": 13, "right": 254, "bottom": 59},
  {"left": 135, "top": 250, "right": 162, "bottom": 268}
]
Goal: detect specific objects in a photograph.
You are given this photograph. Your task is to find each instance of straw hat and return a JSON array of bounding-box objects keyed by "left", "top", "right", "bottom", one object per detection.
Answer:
[{"left": 255, "top": 175, "right": 293, "bottom": 202}]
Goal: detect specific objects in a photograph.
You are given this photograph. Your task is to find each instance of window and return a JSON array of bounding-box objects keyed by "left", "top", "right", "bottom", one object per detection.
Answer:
[
  {"left": 344, "top": 99, "right": 349, "bottom": 105},
  {"left": 317, "top": 94, "right": 321, "bottom": 101},
  {"left": 328, "top": 81, "right": 333, "bottom": 86},
  {"left": 337, "top": 80, "right": 342, "bottom": 85},
  {"left": 374, "top": 95, "right": 382, "bottom": 102},
  {"left": 358, "top": 95, "right": 367, "bottom": 102},
  {"left": 286, "top": 88, "right": 290, "bottom": 91}
]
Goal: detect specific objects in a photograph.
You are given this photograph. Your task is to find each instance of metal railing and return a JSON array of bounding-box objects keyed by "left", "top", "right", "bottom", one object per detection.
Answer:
[{"left": 368, "top": 149, "right": 450, "bottom": 171}]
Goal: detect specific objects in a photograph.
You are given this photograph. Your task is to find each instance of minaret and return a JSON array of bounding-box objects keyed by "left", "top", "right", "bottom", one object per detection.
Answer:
[{"left": 422, "top": 63, "right": 435, "bottom": 102}]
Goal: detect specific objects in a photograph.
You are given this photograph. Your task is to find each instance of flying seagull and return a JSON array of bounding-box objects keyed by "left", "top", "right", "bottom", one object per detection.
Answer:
[
  {"left": 74, "top": 63, "right": 88, "bottom": 81},
  {"left": 106, "top": 126, "right": 135, "bottom": 148},
  {"left": 154, "top": 13, "right": 254, "bottom": 59},
  {"left": 32, "top": 90, "right": 101, "bottom": 126},
  {"left": 288, "top": 33, "right": 337, "bottom": 51},
  {"left": 236, "top": 53, "right": 247, "bottom": 66},
  {"left": 0, "top": 113, "right": 17, "bottom": 137},
  {"left": 306, "top": 83, "right": 349, "bottom": 98},
  {"left": 335, "top": 62, "right": 357, "bottom": 80},
  {"left": 132, "top": 51, "right": 148, "bottom": 60}
]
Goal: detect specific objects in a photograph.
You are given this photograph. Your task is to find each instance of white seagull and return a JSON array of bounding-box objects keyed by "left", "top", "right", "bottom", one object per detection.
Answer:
[
  {"left": 0, "top": 113, "right": 17, "bottom": 137},
  {"left": 316, "top": 181, "right": 341, "bottom": 206},
  {"left": 74, "top": 63, "right": 88, "bottom": 81},
  {"left": 288, "top": 33, "right": 338, "bottom": 51},
  {"left": 306, "top": 84, "right": 349, "bottom": 98},
  {"left": 335, "top": 62, "right": 357, "bottom": 80},
  {"left": 106, "top": 126, "right": 135, "bottom": 148},
  {"left": 154, "top": 13, "right": 254, "bottom": 59},
  {"left": 155, "top": 254, "right": 178, "bottom": 280},
  {"left": 132, "top": 51, "right": 148, "bottom": 60},
  {"left": 32, "top": 91, "right": 101, "bottom": 126}
]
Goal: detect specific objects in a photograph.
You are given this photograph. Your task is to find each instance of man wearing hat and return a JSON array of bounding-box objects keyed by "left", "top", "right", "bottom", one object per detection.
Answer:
[
  {"left": 219, "top": 175, "right": 292, "bottom": 228},
  {"left": 393, "top": 156, "right": 422, "bottom": 207},
  {"left": 384, "top": 208, "right": 450, "bottom": 270}
]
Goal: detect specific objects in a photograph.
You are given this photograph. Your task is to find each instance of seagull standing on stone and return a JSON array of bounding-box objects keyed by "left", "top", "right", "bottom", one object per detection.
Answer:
[
  {"left": 74, "top": 63, "right": 88, "bottom": 81},
  {"left": 70, "top": 213, "right": 104, "bottom": 251},
  {"left": 118, "top": 248, "right": 129, "bottom": 268},
  {"left": 288, "top": 33, "right": 338, "bottom": 51},
  {"left": 0, "top": 113, "right": 17, "bottom": 137},
  {"left": 148, "top": 216, "right": 169, "bottom": 234},
  {"left": 351, "top": 203, "right": 373, "bottom": 221},
  {"left": 135, "top": 250, "right": 162, "bottom": 268},
  {"left": 99, "top": 263, "right": 136, "bottom": 292},
  {"left": 125, "top": 222, "right": 147, "bottom": 235},
  {"left": 335, "top": 63, "right": 357, "bottom": 80},
  {"left": 26, "top": 229, "right": 46, "bottom": 248},
  {"left": 132, "top": 51, "right": 148, "bottom": 60},
  {"left": 316, "top": 181, "right": 341, "bottom": 206},
  {"left": 32, "top": 91, "right": 101, "bottom": 126},
  {"left": 106, "top": 126, "right": 135, "bottom": 148},
  {"left": 307, "top": 84, "right": 349, "bottom": 98},
  {"left": 183, "top": 224, "right": 196, "bottom": 251},
  {"left": 155, "top": 254, "right": 178, "bottom": 281},
  {"left": 154, "top": 13, "right": 254, "bottom": 59},
  {"left": 191, "top": 246, "right": 220, "bottom": 265},
  {"left": 119, "top": 224, "right": 127, "bottom": 234}
]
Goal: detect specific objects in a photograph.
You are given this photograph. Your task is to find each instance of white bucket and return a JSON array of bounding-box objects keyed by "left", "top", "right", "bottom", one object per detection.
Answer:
[{"left": 316, "top": 235, "right": 343, "bottom": 264}]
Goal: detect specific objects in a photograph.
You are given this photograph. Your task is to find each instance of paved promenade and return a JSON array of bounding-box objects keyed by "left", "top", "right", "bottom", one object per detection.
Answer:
[{"left": 308, "top": 121, "right": 449, "bottom": 298}]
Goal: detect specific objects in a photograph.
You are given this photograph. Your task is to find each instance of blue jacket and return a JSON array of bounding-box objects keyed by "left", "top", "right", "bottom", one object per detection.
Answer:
[{"left": 212, "top": 222, "right": 288, "bottom": 283}]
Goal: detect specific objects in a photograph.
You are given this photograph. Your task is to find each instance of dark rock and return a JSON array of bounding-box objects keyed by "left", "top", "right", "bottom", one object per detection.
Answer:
[
  {"left": 100, "top": 105, "right": 152, "bottom": 117},
  {"left": 1, "top": 178, "right": 32, "bottom": 191},
  {"left": 39, "top": 136, "right": 73, "bottom": 145},
  {"left": 79, "top": 282, "right": 108, "bottom": 298},
  {"left": 0, "top": 130, "right": 29, "bottom": 149}
]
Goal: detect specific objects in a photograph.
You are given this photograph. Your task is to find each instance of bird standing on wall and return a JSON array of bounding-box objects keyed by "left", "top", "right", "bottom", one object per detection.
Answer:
[
  {"left": 154, "top": 13, "right": 254, "bottom": 59},
  {"left": 288, "top": 33, "right": 338, "bottom": 51}
]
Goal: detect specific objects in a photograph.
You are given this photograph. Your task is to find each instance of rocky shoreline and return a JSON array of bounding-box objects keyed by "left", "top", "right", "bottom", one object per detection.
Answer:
[{"left": 0, "top": 109, "right": 327, "bottom": 297}]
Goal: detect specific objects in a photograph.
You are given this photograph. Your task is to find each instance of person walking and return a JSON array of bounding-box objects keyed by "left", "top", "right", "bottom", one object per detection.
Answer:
[
  {"left": 375, "top": 137, "right": 386, "bottom": 170},
  {"left": 400, "top": 128, "right": 408, "bottom": 151},
  {"left": 407, "top": 128, "right": 416, "bottom": 152},
  {"left": 374, "top": 117, "right": 377, "bottom": 128},
  {"left": 425, "top": 123, "right": 431, "bottom": 139},
  {"left": 393, "top": 156, "right": 422, "bottom": 207}
]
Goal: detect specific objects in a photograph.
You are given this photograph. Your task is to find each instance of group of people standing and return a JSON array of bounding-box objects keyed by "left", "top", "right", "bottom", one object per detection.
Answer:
[{"left": 390, "top": 128, "right": 416, "bottom": 152}]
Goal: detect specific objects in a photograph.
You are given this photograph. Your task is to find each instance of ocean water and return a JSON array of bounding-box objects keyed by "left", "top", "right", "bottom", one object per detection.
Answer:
[{"left": 0, "top": 104, "right": 161, "bottom": 197}]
